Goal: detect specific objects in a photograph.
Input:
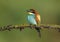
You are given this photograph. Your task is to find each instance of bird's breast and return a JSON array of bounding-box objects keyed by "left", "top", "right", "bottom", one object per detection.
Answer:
[{"left": 27, "top": 14, "right": 37, "bottom": 25}]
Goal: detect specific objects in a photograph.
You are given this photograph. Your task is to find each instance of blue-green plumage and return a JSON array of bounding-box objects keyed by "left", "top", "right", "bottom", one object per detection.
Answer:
[{"left": 27, "top": 13, "right": 37, "bottom": 25}]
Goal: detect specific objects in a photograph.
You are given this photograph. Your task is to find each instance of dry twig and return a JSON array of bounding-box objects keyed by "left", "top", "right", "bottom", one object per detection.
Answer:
[{"left": 0, "top": 24, "right": 60, "bottom": 32}]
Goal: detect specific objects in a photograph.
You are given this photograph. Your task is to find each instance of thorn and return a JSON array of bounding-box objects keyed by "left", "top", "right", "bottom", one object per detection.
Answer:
[
  {"left": 20, "top": 27, "right": 24, "bottom": 31},
  {"left": 57, "top": 28, "right": 60, "bottom": 32},
  {"left": 6, "top": 25, "right": 12, "bottom": 31},
  {"left": 0, "top": 27, "right": 2, "bottom": 31}
]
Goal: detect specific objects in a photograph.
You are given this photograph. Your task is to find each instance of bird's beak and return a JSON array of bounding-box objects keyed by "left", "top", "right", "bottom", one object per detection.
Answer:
[
  {"left": 26, "top": 10, "right": 31, "bottom": 14},
  {"left": 26, "top": 10, "right": 33, "bottom": 14},
  {"left": 26, "top": 10, "right": 30, "bottom": 12}
]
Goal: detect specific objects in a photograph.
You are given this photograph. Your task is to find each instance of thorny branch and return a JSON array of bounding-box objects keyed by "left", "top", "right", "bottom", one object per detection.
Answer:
[{"left": 0, "top": 24, "right": 60, "bottom": 32}]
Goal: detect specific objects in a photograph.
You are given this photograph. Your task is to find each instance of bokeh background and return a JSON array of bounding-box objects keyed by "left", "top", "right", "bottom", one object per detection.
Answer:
[{"left": 0, "top": 0, "right": 60, "bottom": 42}]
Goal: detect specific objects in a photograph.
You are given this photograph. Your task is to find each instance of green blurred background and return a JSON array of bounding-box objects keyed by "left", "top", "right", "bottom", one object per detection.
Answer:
[{"left": 0, "top": 0, "right": 60, "bottom": 42}]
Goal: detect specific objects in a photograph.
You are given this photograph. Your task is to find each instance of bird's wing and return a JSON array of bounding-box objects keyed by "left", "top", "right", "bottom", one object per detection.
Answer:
[
  {"left": 37, "top": 14, "right": 40, "bottom": 21},
  {"left": 35, "top": 14, "right": 41, "bottom": 24}
]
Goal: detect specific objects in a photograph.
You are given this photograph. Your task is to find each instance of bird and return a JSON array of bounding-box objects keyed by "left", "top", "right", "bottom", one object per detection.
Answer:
[{"left": 26, "top": 9, "right": 41, "bottom": 37}]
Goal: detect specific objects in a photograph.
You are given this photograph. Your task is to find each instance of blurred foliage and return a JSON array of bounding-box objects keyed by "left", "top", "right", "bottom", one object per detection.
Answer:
[{"left": 0, "top": 0, "right": 60, "bottom": 42}]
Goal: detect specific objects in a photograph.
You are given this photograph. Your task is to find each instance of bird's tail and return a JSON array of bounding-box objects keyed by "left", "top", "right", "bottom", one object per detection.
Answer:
[{"left": 34, "top": 25, "right": 41, "bottom": 37}]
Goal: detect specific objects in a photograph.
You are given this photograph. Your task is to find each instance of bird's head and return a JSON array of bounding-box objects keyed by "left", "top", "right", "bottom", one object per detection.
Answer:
[{"left": 27, "top": 9, "right": 36, "bottom": 14}]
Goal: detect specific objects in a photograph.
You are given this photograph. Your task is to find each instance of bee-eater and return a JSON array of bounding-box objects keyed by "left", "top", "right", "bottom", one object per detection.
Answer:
[{"left": 27, "top": 9, "right": 41, "bottom": 37}]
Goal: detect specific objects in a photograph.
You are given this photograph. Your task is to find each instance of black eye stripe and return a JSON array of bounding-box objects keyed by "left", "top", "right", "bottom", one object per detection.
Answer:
[{"left": 27, "top": 9, "right": 35, "bottom": 13}]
